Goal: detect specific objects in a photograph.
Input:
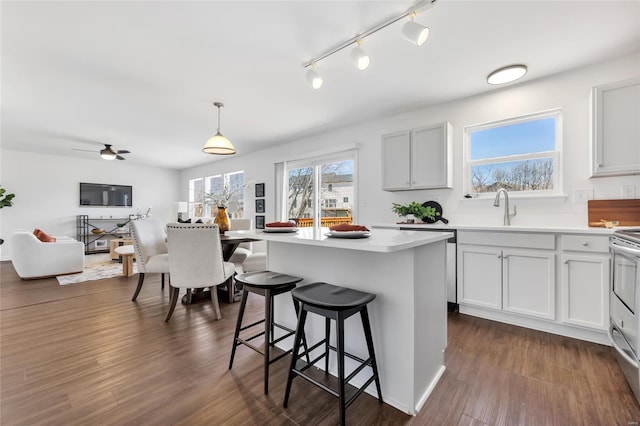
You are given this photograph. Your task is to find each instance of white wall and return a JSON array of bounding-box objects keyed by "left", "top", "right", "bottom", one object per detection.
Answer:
[
  {"left": 180, "top": 52, "right": 640, "bottom": 228},
  {"left": 0, "top": 150, "right": 179, "bottom": 260}
]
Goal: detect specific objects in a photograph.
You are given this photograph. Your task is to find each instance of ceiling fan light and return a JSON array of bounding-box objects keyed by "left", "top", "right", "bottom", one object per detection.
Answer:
[
  {"left": 306, "top": 68, "right": 323, "bottom": 89},
  {"left": 351, "top": 46, "right": 370, "bottom": 71},
  {"left": 487, "top": 64, "right": 528, "bottom": 85},
  {"left": 100, "top": 152, "right": 117, "bottom": 160},
  {"left": 402, "top": 21, "right": 430, "bottom": 47},
  {"left": 202, "top": 132, "right": 236, "bottom": 155}
]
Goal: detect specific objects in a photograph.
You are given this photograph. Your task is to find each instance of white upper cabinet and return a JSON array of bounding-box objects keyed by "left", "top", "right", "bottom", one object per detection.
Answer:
[
  {"left": 382, "top": 122, "right": 452, "bottom": 191},
  {"left": 591, "top": 78, "right": 640, "bottom": 177}
]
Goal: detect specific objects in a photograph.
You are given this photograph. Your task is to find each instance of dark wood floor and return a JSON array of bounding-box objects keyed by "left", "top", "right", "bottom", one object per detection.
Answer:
[{"left": 1, "top": 260, "right": 639, "bottom": 425}]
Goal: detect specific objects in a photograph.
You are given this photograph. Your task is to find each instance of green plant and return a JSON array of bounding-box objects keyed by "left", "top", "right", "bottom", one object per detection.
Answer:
[
  {"left": 391, "top": 201, "right": 439, "bottom": 221},
  {"left": 0, "top": 186, "right": 15, "bottom": 209}
]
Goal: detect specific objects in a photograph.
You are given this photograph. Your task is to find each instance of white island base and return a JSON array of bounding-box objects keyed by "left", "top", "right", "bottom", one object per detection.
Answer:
[{"left": 241, "top": 228, "right": 450, "bottom": 415}]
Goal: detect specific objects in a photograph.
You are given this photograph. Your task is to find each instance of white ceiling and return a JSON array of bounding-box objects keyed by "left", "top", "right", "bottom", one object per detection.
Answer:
[{"left": 2, "top": 1, "right": 639, "bottom": 170}]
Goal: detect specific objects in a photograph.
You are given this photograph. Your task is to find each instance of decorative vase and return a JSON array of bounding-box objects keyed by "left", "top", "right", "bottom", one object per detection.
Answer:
[{"left": 214, "top": 207, "right": 231, "bottom": 234}]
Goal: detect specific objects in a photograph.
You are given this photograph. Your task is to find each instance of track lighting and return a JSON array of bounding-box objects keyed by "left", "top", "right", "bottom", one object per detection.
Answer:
[
  {"left": 302, "top": 0, "right": 436, "bottom": 88},
  {"left": 306, "top": 64, "right": 323, "bottom": 89},
  {"left": 402, "top": 12, "right": 430, "bottom": 47},
  {"left": 351, "top": 40, "right": 370, "bottom": 71},
  {"left": 487, "top": 64, "right": 528, "bottom": 85},
  {"left": 203, "top": 102, "right": 236, "bottom": 155}
]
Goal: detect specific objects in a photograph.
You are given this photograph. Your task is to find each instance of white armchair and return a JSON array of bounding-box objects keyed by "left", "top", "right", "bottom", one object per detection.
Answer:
[{"left": 9, "top": 230, "right": 84, "bottom": 279}]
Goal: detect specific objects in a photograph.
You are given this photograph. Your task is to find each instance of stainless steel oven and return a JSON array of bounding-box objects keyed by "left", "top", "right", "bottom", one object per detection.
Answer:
[{"left": 610, "top": 229, "right": 640, "bottom": 403}]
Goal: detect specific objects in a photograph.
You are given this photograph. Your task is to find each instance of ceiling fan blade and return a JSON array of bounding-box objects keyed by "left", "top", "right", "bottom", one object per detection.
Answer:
[
  {"left": 116, "top": 150, "right": 130, "bottom": 154},
  {"left": 116, "top": 155, "right": 126, "bottom": 160},
  {"left": 71, "top": 148, "right": 97, "bottom": 153}
]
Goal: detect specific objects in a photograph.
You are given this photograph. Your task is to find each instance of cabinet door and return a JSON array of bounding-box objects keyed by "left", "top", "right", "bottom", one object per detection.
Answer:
[
  {"left": 458, "top": 245, "right": 502, "bottom": 309},
  {"left": 381, "top": 130, "right": 411, "bottom": 190},
  {"left": 561, "top": 253, "right": 610, "bottom": 330},
  {"left": 410, "top": 122, "right": 452, "bottom": 189},
  {"left": 502, "top": 249, "right": 555, "bottom": 320},
  {"left": 591, "top": 78, "right": 640, "bottom": 177}
]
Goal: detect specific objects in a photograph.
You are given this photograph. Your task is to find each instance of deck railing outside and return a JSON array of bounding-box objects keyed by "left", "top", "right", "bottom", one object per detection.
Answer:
[{"left": 295, "top": 217, "right": 352, "bottom": 228}]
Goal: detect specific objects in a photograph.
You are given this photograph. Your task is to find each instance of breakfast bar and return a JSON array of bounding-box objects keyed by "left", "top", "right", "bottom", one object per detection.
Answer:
[{"left": 227, "top": 227, "right": 452, "bottom": 415}]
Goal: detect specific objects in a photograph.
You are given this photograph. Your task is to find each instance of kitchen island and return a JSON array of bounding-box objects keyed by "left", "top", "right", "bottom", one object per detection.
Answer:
[{"left": 227, "top": 227, "right": 452, "bottom": 415}]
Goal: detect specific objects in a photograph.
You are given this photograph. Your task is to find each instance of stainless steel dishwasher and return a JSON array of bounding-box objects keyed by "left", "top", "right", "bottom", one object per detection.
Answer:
[{"left": 399, "top": 225, "right": 458, "bottom": 312}]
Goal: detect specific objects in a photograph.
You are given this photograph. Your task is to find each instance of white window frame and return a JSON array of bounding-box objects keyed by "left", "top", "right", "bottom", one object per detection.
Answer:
[
  {"left": 463, "top": 109, "right": 563, "bottom": 198},
  {"left": 188, "top": 171, "right": 244, "bottom": 218},
  {"left": 280, "top": 149, "right": 358, "bottom": 226}
]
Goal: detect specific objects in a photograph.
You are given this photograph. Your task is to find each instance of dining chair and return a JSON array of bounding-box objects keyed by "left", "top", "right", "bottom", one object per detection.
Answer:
[
  {"left": 130, "top": 218, "right": 170, "bottom": 301},
  {"left": 229, "top": 218, "right": 252, "bottom": 271},
  {"left": 165, "top": 223, "right": 236, "bottom": 321}
]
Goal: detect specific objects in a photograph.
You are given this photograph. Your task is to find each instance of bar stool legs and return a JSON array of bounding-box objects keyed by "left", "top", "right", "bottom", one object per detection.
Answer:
[
  {"left": 283, "top": 282, "right": 382, "bottom": 426},
  {"left": 228, "top": 271, "right": 308, "bottom": 395}
]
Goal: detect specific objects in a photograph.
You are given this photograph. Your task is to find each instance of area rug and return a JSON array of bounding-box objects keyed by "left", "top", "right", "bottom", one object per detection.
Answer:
[{"left": 57, "top": 253, "right": 138, "bottom": 285}]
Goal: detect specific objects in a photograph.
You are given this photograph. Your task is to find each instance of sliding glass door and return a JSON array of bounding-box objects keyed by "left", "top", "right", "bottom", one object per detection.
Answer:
[{"left": 286, "top": 154, "right": 355, "bottom": 228}]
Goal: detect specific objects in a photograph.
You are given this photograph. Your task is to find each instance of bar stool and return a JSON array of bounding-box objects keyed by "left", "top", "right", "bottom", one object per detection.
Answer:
[
  {"left": 229, "top": 270, "right": 308, "bottom": 394},
  {"left": 283, "top": 282, "right": 382, "bottom": 426}
]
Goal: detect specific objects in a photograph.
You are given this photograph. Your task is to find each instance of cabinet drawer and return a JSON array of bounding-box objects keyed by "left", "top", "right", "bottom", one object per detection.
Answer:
[
  {"left": 458, "top": 231, "right": 555, "bottom": 250},
  {"left": 561, "top": 234, "right": 610, "bottom": 253}
]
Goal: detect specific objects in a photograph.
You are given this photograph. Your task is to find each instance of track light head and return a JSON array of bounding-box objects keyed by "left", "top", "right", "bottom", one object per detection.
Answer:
[
  {"left": 306, "top": 65, "right": 323, "bottom": 89},
  {"left": 402, "top": 13, "right": 430, "bottom": 47},
  {"left": 402, "top": 21, "right": 430, "bottom": 46},
  {"left": 351, "top": 40, "right": 370, "bottom": 71}
]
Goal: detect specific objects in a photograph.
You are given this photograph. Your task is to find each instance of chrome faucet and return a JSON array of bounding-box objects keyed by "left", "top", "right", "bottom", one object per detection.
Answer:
[{"left": 493, "top": 188, "right": 517, "bottom": 225}]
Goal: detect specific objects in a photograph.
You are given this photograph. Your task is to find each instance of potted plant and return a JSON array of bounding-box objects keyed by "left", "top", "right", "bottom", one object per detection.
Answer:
[
  {"left": 391, "top": 201, "right": 438, "bottom": 223},
  {"left": 0, "top": 186, "right": 16, "bottom": 245}
]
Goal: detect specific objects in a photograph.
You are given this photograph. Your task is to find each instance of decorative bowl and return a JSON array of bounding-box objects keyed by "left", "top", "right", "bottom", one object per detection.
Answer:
[{"left": 91, "top": 229, "right": 104, "bottom": 234}]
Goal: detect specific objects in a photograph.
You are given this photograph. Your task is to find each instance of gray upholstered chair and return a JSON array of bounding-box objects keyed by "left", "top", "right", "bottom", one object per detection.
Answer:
[
  {"left": 130, "top": 218, "right": 170, "bottom": 301},
  {"left": 165, "top": 223, "right": 236, "bottom": 322}
]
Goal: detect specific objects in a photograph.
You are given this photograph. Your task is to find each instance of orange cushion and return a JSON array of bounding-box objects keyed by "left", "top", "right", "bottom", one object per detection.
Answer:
[{"left": 33, "top": 228, "right": 57, "bottom": 243}]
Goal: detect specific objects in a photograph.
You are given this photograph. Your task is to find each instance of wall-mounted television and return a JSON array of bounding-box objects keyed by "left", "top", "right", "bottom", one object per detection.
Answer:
[{"left": 80, "top": 182, "right": 132, "bottom": 207}]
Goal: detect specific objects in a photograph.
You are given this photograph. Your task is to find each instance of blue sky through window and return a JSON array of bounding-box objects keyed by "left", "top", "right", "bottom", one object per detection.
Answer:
[{"left": 470, "top": 117, "right": 556, "bottom": 160}]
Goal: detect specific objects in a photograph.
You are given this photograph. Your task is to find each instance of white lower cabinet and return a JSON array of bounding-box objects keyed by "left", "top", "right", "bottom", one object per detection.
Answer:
[
  {"left": 457, "top": 231, "right": 612, "bottom": 344},
  {"left": 560, "top": 235, "right": 611, "bottom": 331},
  {"left": 458, "top": 243, "right": 555, "bottom": 320},
  {"left": 503, "top": 249, "right": 556, "bottom": 320}
]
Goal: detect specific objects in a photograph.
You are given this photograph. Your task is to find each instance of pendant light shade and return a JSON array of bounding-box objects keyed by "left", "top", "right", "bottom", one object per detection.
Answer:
[
  {"left": 402, "top": 20, "right": 430, "bottom": 46},
  {"left": 203, "top": 102, "right": 236, "bottom": 155}
]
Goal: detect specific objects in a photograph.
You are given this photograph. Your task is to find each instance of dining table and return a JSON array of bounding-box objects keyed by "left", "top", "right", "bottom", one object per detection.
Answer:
[{"left": 181, "top": 233, "right": 258, "bottom": 305}]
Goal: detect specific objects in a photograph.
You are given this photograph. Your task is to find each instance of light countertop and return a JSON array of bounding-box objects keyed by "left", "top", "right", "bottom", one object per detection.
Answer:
[
  {"left": 371, "top": 223, "right": 620, "bottom": 235},
  {"left": 226, "top": 228, "right": 453, "bottom": 253}
]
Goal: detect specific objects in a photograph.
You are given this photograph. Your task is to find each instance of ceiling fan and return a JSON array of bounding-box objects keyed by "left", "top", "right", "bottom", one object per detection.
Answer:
[{"left": 72, "top": 144, "right": 131, "bottom": 160}]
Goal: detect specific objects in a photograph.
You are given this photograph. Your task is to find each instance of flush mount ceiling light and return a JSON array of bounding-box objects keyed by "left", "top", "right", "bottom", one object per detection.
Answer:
[
  {"left": 203, "top": 102, "right": 236, "bottom": 155},
  {"left": 351, "top": 40, "right": 370, "bottom": 71},
  {"left": 302, "top": 0, "right": 437, "bottom": 88},
  {"left": 306, "top": 63, "right": 323, "bottom": 89},
  {"left": 487, "top": 64, "right": 528, "bottom": 85}
]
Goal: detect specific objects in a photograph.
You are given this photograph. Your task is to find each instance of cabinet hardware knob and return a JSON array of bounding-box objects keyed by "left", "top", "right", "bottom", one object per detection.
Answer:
[
  {"left": 497, "top": 254, "right": 502, "bottom": 258},
  {"left": 564, "top": 260, "right": 569, "bottom": 264},
  {"left": 597, "top": 163, "right": 602, "bottom": 168},
  {"left": 621, "top": 319, "right": 624, "bottom": 328},
  {"left": 581, "top": 242, "right": 589, "bottom": 246}
]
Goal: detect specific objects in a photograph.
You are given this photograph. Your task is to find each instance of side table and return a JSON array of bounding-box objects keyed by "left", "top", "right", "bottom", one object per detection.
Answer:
[{"left": 114, "top": 245, "right": 135, "bottom": 277}]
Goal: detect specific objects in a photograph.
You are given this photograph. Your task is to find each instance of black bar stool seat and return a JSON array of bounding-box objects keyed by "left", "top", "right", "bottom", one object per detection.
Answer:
[
  {"left": 229, "top": 271, "right": 306, "bottom": 394},
  {"left": 283, "top": 282, "right": 382, "bottom": 426}
]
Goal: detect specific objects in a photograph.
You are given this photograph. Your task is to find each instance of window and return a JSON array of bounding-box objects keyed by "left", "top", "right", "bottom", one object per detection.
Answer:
[
  {"left": 188, "top": 171, "right": 244, "bottom": 217},
  {"left": 464, "top": 110, "right": 561, "bottom": 196},
  {"left": 284, "top": 150, "right": 356, "bottom": 228}
]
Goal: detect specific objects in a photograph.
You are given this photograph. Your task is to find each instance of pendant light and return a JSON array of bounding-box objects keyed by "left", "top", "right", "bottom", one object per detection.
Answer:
[
  {"left": 203, "top": 102, "right": 236, "bottom": 155},
  {"left": 306, "top": 63, "right": 323, "bottom": 89}
]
